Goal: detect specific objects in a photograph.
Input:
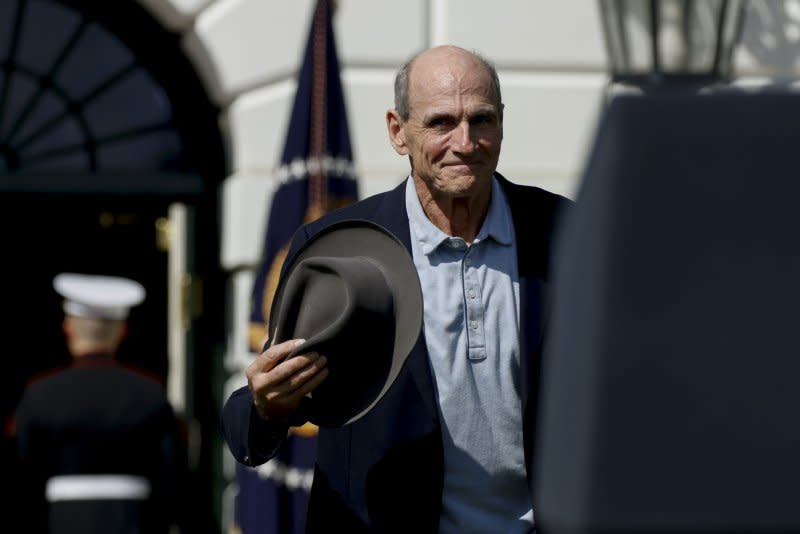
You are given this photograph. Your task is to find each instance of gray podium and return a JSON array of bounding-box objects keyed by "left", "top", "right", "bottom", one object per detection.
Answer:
[{"left": 533, "top": 91, "right": 800, "bottom": 534}]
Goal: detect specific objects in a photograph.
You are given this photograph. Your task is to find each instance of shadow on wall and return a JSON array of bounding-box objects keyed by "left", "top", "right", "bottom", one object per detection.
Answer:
[
  {"left": 615, "top": 0, "right": 800, "bottom": 78},
  {"left": 738, "top": 0, "right": 800, "bottom": 76}
]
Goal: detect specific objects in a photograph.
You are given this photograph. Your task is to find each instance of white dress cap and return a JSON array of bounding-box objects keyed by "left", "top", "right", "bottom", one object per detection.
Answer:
[{"left": 53, "top": 273, "right": 146, "bottom": 320}]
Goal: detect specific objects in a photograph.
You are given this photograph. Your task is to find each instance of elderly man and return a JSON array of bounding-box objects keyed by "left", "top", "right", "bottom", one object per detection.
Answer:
[{"left": 222, "top": 45, "right": 569, "bottom": 532}]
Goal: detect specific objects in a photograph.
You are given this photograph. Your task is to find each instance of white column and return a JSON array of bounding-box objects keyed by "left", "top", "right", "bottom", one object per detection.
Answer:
[{"left": 167, "top": 202, "right": 188, "bottom": 413}]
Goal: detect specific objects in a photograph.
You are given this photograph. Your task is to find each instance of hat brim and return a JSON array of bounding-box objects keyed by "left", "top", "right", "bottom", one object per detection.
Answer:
[{"left": 268, "top": 219, "right": 423, "bottom": 427}]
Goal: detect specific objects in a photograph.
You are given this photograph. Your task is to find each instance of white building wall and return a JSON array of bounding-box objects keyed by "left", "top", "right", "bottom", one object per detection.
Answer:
[
  {"left": 137, "top": 0, "right": 611, "bottom": 364},
  {"left": 136, "top": 3, "right": 608, "bottom": 528},
  {"left": 134, "top": 0, "right": 800, "bottom": 529},
  {"left": 137, "top": 0, "right": 800, "bottom": 360}
]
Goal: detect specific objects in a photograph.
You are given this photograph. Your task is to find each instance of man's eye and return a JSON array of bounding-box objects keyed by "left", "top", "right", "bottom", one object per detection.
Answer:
[{"left": 429, "top": 117, "right": 453, "bottom": 128}]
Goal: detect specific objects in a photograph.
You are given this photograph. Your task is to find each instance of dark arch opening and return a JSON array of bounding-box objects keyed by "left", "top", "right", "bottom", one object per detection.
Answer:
[
  {"left": 0, "top": 0, "right": 226, "bottom": 177},
  {"left": 1, "top": 1, "right": 227, "bottom": 531}
]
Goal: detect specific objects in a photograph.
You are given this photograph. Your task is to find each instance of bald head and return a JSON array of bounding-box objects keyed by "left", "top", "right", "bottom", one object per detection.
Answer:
[{"left": 393, "top": 46, "right": 502, "bottom": 121}]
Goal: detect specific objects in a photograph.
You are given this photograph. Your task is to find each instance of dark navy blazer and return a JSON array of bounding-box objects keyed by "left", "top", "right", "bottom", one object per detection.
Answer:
[{"left": 222, "top": 174, "right": 568, "bottom": 532}]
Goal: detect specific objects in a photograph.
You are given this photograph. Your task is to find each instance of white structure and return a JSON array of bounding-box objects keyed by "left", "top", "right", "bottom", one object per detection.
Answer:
[
  {"left": 136, "top": 0, "right": 610, "bottom": 369},
  {"left": 131, "top": 0, "right": 800, "bottom": 529}
]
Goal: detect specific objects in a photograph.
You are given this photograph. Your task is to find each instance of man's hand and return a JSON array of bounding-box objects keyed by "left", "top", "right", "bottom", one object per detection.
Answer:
[{"left": 246, "top": 339, "right": 329, "bottom": 423}]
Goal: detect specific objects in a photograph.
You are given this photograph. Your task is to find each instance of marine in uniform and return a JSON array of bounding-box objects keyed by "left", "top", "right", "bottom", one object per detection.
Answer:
[{"left": 15, "top": 273, "right": 186, "bottom": 533}]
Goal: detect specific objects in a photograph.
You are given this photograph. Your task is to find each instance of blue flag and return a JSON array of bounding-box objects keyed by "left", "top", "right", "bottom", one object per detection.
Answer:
[{"left": 237, "top": 1, "right": 358, "bottom": 533}]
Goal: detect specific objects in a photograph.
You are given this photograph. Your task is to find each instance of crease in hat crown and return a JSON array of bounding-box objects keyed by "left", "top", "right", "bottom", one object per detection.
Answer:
[
  {"left": 267, "top": 219, "right": 423, "bottom": 427},
  {"left": 54, "top": 273, "right": 146, "bottom": 320}
]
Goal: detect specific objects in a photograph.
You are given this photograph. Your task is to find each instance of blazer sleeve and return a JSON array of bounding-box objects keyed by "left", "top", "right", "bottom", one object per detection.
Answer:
[
  {"left": 221, "top": 385, "right": 289, "bottom": 466},
  {"left": 220, "top": 222, "right": 318, "bottom": 466}
]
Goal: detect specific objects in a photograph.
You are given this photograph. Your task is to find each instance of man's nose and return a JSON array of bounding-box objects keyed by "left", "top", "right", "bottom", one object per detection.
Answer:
[{"left": 452, "top": 121, "right": 476, "bottom": 153}]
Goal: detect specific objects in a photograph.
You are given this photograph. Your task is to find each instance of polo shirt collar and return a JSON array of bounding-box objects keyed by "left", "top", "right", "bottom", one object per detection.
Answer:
[{"left": 405, "top": 174, "right": 513, "bottom": 256}]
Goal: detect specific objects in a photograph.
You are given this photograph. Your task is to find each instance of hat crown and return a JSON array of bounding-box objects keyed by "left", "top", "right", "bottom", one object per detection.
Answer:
[
  {"left": 275, "top": 256, "right": 396, "bottom": 426},
  {"left": 279, "top": 256, "right": 395, "bottom": 345},
  {"left": 267, "top": 219, "right": 423, "bottom": 427}
]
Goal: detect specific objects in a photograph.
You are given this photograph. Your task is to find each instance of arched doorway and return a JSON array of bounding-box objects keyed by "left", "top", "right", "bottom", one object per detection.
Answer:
[{"left": 0, "top": 0, "right": 226, "bottom": 529}]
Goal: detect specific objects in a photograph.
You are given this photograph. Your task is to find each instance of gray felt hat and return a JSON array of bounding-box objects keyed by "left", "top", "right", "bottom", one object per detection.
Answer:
[{"left": 268, "top": 219, "right": 423, "bottom": 427}]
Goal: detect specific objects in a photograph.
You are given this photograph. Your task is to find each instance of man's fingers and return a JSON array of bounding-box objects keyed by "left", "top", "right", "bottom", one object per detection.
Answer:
[
  {"left": 290, "top": 364, "right": 329, "bottom": 399},
  {"left": 246, "top": 338, "right": 305, "bottom": 380},
  {"left": 249, "top": 354, "right": 328, "bottom": 422},
  {"left": 283, "top": 355, "right": 329, "bottom": 396},
  {"left": 251, "top": 353, "right": 327, "bottom": 395}
]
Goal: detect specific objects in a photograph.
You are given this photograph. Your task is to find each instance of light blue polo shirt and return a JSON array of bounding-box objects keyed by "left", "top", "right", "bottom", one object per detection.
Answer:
[{"left": 405, "top": 176, "right": 534, "bottom": 533}]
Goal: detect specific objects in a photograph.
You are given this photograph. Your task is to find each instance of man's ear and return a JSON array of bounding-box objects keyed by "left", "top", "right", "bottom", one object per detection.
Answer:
[{"left": 386, "top": 109, "right": 409, "bottom": 156}]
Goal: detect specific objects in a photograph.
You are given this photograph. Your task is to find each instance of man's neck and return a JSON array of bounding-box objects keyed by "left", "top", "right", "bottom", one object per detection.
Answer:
[
  {"left": 413, "top": 178, "right": 491, "bottom": 244},
  {"left": 69, "top": 343, "right": 118, "bottom": 359}
]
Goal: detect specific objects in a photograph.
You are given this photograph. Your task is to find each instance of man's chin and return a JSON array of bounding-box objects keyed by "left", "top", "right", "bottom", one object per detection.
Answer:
[
  {"left": 445, "top": 163, "right": 489, "bottom": 176},
  {"left": 437, "top": 173, "right": 492, "bottom": 196}
]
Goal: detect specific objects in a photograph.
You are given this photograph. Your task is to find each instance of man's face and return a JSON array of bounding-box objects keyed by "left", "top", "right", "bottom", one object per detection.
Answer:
[{"left": 388, "top": 50, "right": 503, "bottom": 199}]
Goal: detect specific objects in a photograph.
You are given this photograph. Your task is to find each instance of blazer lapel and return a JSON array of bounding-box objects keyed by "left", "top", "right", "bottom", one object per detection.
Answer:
[
  {"left": 371, "top": 181, "right": 440, "bottom": 423},
  {"left": 497, "top": 175, "right": 545, "bottom": 403},
  {"left": 499, "top": 175, "right": 548, "bottom": 485}
]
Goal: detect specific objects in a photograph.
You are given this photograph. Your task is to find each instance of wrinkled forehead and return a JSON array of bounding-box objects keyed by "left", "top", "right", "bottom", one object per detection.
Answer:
[{"left": 408, "top": 55, "right": 498, "bottom": 110}]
